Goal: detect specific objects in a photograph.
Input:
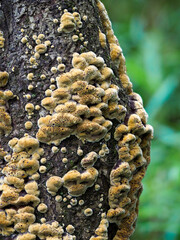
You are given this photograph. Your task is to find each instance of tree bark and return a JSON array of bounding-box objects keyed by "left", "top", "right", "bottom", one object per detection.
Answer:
[{"left": 0, "top": 1, "right": 153, "bottom": 240}]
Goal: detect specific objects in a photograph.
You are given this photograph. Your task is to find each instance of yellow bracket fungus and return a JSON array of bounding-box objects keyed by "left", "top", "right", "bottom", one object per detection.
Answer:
[
  {"left": 0, "top": 31, "right": 5, "bottom": 48},
  {"left": 63, "top": 167, "right": 98, "bottom": 197},
  {"left": 0, "top": 1, "right": 153, "bottom": 239},
  {"left": 99, "top": 29, "right": 107, "bottom": 49},
  {"left": 25, "top": 103, "right": 35, "bottom": 115},
  {"left": 37, "top": 203, "right": 48, "bottom": 213},
  {"left": 58, "top": 11, "right": 82, "bottom": 33},
  {"left": 37, "top": 51, "right": 126, "bottom": 145},
  {"left": 84, "top": 208, "right": 93, "bottom": 217},
  {"left": 90, "top": 214, "right": 109, "bottom": 240},
  {"left": 35, "top": 44, "right": 47, "bottom": 54},
  {"left": 94, "top": 2, "right": 153, "bottom": 238},
  {"left": 46, "top": 176, "right": 63, "bottom": 196},
  {"left": 0, "top": 71, "right": 9, "bottom": 87},
  {"left": 59, "top": 12, "right": 76, "bottom": 33},
  {"left": 28, "top": 222, "right": 73, "bottom": 239},
  {"left": 81, "top": 151, "right": 98, "bottom": 169},
  {"left": 0, "top": 135, "right": 43, "bottom": 237},
  {"left": 0, "top": 89, "right": 14, "bottom": 136}
]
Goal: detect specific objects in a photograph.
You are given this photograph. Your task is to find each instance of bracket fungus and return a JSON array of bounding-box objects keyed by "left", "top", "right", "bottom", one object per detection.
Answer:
[
  {"left": 46, "top": 176, "right": 63, "bottom": 196},
  {"left": 90, "top": 214, "right": 109, "bottom": 240},
  {"left": 35, "top": 44, "right": 47, "bottom": 54},
  {"left": 0, "top": 31, "right": 5, "bottom": 48},
  {"left": 0, "top": 71, "right": 9, "bottom": 87},
  {"left": 0, "top": 0, "right": 153, "bottom": 239},
  {"left": 81, "top": 151, "right": 98, "bottom": 169},
  {"left": 63, "top": 167, "right": 98, "bottom": 197},
  {"left": 58, "top": 11, "right": 82, "bottom": 33},
  {"left": 99, "top": 29, "right": 107, "bottom": 49},
  {"left": 37, "top": 51, "right": 126, "bottom": 145},
  {"left": 0, "top": 135, "right": 43, "bottom": 237},
  {"left": 0, "top": 88, "right": 14, "bottom": 136},
  {"left": 84, "top": 208, "right": 93, "bottom": 217}
]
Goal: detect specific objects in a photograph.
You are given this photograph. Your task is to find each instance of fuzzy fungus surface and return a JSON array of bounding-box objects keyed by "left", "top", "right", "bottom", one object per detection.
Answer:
[{"left": 0, "top": 0, "right": 153, "bottom": 240}]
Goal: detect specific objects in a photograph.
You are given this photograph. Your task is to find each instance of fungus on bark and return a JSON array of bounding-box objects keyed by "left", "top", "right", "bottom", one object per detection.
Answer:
[{"left": 0, "top": 0, "right": 153, "bottom": 239}]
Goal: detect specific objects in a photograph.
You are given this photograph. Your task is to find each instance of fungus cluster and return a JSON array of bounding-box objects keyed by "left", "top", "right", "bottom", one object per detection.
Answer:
[
  {"left": 107, "top": 161, "right": 131, "bottom": 223},
  {"left": 46, "top": 176, "right": 63, "bottom": 196},
  {"left": 90, "top": 213, "right": 109, "bottom": 240},
  {"left": 0, "top": 135, "right": 44, "bottom": 237},
  {"left": 107, "top": 119, "right": 153, "bottom": 239},
  {"left": 37, "top": 51, "right": 126, "bottom": 145},
  {"left": 45, "top": 150, "right": 99, "bottom": 198},
  {"left": 99, "top": 29, "right": 107, "bottom": 49},
  {"left": 25, "top": 103, "right": 35, "bottom": 116},
  {"left": 81, "top": 151, "right": 98, "bottom": 169},
  {"left": 21, "top": 33, "right": 51, "bottom": 68},
  {"left": 58, "top": 10, "right": 82, "bottom": 33},
  {"left": 95, "top": 1, "right": 154, "bottom": 238},
  {"left": 0, "top": 31, "right": 5, "bottom": 48},
  {"left": 0, "top": 84, "right": 14, "bottom": 136},
  {"left": 99, "top": 143, "right": 109, "bottom": 157},
  {"left": 96, "top": 1, "right": 122, "bottom": 67},
  {"left": 96, "top": 0, "right": 132, "bottom": 94},
  {"left": 0, "top": 71, "right": 9, "bottom": 87},
  {"left": 20, "top": 32, "right": 53, "bottom": 123},
  {"left": 26, "top": 221, "right": 75, "bottom": 240},
  {"left": 63, "top": 167, "right": 98, "bottom": 197},
  {"left": 0, "top": 1, "right": 153, "bottom": 239}
]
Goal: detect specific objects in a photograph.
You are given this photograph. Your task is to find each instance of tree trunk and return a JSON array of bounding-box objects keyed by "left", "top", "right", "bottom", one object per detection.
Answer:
[{"left": 0, "top": 0, "right": 153, "bottom": 240}]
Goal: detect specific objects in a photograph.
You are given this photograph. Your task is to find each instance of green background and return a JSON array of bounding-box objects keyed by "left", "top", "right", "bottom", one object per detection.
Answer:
[{"left": 102, "top": 0, "right": 180, "bottom": 239}]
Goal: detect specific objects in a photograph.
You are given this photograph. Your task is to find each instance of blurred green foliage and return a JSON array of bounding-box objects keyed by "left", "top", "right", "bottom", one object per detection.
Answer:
[{"left": 102, "top": 0, "right": 180, "bottom": 239}]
